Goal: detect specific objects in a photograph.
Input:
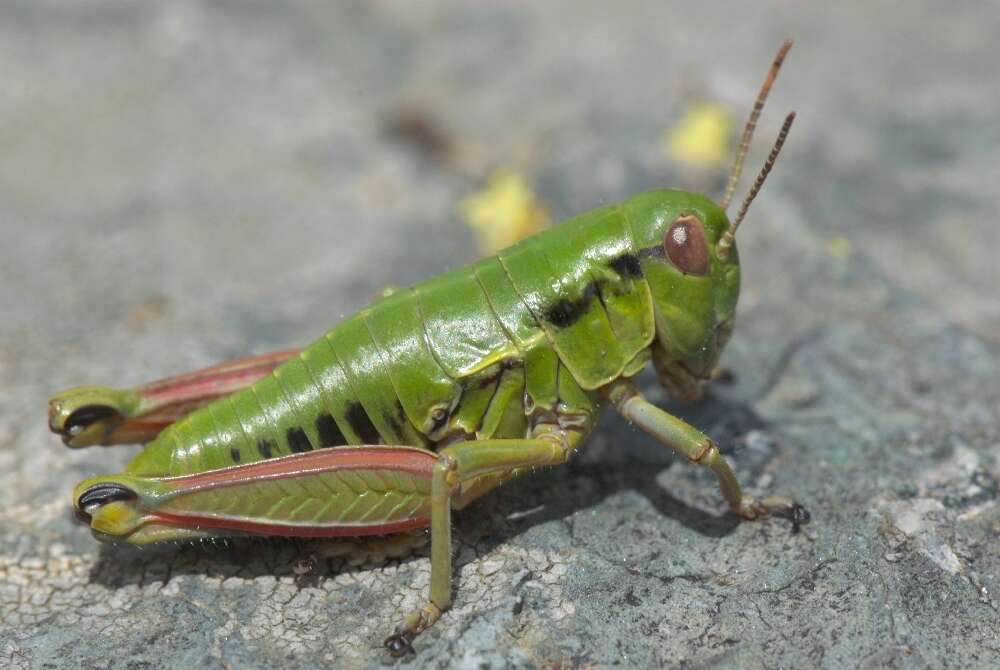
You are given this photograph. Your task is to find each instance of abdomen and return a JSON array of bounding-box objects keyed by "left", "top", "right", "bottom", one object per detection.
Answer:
[{"left": 126, "top": 267, "right": 536, "bottom": 477}]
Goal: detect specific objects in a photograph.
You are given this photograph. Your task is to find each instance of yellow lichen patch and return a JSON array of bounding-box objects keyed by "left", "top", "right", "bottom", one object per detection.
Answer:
[
  {"left": 460, "top": 170, "right": 549, "bottom": 254},
  {"left": 662, "top": 102, "right": 733, "bottom": 167},
  {"left": 827, "top": 236, "right": 852, "bottom": 260}
]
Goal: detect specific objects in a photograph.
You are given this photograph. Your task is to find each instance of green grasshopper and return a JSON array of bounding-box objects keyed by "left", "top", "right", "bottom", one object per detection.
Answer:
[{"left": 48, "top": 41, "right": 806, "bottom": 655}]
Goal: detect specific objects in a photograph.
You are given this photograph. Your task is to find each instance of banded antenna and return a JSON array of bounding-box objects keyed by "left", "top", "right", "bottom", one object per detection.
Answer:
[
  {"left": 717, "top": 111, "right": 795, "bottom": 260},
  {"left": 720, "top": 39, "right": 793, "bottom": 212}
]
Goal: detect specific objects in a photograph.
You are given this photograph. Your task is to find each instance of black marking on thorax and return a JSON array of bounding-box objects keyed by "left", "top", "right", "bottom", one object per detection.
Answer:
[
  {"left": 230, "top": 448, "right": 241, "bottom": 463},
  {"left": 638, "top": 244, "right": 664, "bottom": 259},
  {"left": 544, "top": 282, "right": 599, "bottom": 329},
  {"left": 608, "top": 252, "right": 643, "bottom": 279},
  {"left": 346, "top": 402, "right": 381, "bottom": 444},
  {"left": 542, "top": 253, "right": 646, "bottom": 330}
]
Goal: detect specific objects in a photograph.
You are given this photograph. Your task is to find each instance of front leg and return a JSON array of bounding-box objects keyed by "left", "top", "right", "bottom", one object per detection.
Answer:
[{"left": 606, "top": 379, "right": 808, "bottom": 528}]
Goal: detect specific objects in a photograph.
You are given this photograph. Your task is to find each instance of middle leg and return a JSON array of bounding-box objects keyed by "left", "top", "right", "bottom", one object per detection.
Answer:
[{"left": 384, "top": 428, "right": 581, "bottom": 655}]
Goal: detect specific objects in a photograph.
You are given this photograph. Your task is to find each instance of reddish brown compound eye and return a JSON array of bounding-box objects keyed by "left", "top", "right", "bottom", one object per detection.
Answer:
[{"left": 664, "top": 214, "right": 710, "bottom": 276}]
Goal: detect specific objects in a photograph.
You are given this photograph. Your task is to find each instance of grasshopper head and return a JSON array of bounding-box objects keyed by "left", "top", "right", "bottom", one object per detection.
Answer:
[
  {"left": 623, "top": 190, "right": 741, "bottom": 380},
  {"left": 626, "top": 40, "right": 796, "bottom": 385}
]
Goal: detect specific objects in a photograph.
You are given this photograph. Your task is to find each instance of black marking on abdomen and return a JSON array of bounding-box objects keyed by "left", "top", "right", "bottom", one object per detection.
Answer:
[
  {"left": 608, "top": 252, "right": 643, "bottom": 279},
  {"left": 230, "top": 448, "right": 241, "bottom": 463},
  {"left": 287, "top": 427, "right": 313, "bottom": 453},
  {"left": 258, "top": 439, "right": 275, "bottom": 459},
  {"left": 315, "top": 413, "right": 346, "bottom": 447},
  {"left": 544, "top": 282, "right": 599, "bottom": 329},
  {"left": 382, "top": 400, "right": 410, "bottom": 440},
  {"left": 346, "top": 402, "right": 381, "bottom": 444}
]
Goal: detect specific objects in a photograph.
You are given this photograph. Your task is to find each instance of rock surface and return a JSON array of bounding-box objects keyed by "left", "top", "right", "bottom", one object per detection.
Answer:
[{"left": 2, "top": 2, "right": 999, "bottom": 668}]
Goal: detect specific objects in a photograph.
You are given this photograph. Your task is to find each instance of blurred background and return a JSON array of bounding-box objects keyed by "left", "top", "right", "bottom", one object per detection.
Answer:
[{"left": 2, "top": 2, "right": 999, "bottom": 668}]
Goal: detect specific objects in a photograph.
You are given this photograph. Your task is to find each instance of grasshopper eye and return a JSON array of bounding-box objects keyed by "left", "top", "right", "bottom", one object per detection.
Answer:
[{"left": 664, "top": 215, "right": 709, "bottom": 276}]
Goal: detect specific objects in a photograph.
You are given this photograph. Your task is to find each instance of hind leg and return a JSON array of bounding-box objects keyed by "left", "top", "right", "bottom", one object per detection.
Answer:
[{"left": 49, "top": 348, "right": 298, "bottom": 447}]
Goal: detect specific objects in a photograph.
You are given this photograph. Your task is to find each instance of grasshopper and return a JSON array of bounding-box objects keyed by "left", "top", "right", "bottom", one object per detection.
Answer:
[{"left": 49, "top": 41, "right": 807, "bottom": 655}]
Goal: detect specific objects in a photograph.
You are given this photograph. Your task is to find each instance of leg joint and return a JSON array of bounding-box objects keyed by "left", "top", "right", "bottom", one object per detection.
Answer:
[
  {"left": 604, "top": 379, "right": 641, "bottom": 413},
  {"left": 434, "top": 453, "right": 460, "bottom": 488},
  {"left": 533, "top": 427, "right": 573, "bottom": 465},
  {"left": 689, "top": 439, "right": 716, "bottom": 465}
]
